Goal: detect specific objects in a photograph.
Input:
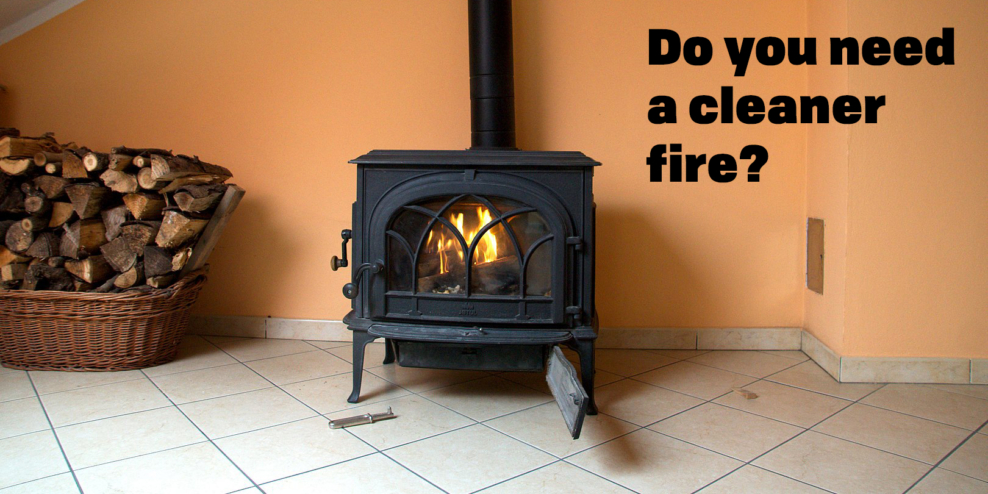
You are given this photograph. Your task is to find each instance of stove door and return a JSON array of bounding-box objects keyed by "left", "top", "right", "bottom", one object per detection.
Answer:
[{"left": 546, "top": 346, "right": 589, "bottom": 439}]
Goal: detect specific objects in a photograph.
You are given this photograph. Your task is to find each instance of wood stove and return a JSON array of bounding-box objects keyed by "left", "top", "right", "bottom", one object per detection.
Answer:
[{"left": 336, "top": 0, "right": 600, "bottom": 437}]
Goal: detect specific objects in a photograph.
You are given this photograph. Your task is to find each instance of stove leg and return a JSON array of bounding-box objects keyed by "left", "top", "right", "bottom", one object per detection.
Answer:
[
  {"left": 574, "top": 338, "right": 598, "bottom": 415},
  {"left": 382, "top": 338, "right": 396, "bottom": 364},
  {"left": 348, "top": 331, "right": 376, "bottom": 404}
]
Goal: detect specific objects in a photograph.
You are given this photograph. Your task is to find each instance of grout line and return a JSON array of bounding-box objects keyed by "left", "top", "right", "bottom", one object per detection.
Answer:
[
  {"left": 24, "top": 373, "right": 85, "bottom": 494},
  {"left": 903, "top": 416, "right": 988, "bottom": 493},
  {"left": 467, "top": 459, "right": 564, "bottom": 493}
]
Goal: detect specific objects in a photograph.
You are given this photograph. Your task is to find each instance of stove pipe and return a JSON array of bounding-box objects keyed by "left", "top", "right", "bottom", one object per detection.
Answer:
[{"left": 469, "top": 0, "right": 516, "bottom": 150}]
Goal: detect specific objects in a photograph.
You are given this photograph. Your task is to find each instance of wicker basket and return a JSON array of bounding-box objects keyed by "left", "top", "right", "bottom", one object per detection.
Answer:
[{"left": 0, "top": 271, "right": 207, "bottom": 371}]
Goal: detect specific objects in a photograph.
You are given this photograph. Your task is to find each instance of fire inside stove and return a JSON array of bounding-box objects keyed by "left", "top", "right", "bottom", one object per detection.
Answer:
[{"left": 387, "top": 196, "right": 552, "bottom": 297}]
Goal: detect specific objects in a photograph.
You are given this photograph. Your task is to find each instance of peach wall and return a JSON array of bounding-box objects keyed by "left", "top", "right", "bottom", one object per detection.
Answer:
[
  {"left": 843, "top": 0, "right": 988, "bottom": 357},
  {"left": 804, "top": 0, "right": 849, "bottom": 355},
  {"left": 0, "top": 0, "right": 807, "bottom": 328}
]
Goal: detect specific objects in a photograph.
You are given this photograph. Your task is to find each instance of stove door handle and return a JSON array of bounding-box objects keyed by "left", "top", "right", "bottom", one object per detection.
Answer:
[
  {"left": 342, "top": 261, "right": 383, "bottom": 299},
  {"left": 331, "top": 230, "right": 352, "bottom": 271}
]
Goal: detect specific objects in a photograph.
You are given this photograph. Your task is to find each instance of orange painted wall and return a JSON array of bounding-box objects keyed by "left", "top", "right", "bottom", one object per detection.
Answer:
[
  {"left": 0, "top": 0, "right": 807, "bottom": 328},
  {"left": 842, "top": 0, "right": 988, "bottom": 357}
]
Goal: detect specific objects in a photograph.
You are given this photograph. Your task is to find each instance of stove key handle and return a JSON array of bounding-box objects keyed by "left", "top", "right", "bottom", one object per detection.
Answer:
[
  {"left": 331, "top": 229, "right": 351, "bottom": 271},
  {"left": 342, "top": 261, "right": 383, "bottom": 299}
]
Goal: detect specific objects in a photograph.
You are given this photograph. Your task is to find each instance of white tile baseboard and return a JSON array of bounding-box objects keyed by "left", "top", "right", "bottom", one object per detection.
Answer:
[{"left": 185, "top": 316, "right": 986, "bottom": 384}]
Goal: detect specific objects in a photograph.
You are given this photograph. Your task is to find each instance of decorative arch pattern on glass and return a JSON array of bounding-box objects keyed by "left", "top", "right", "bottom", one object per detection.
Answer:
[{"left": 386, "top": 195, "right": 553, "bottom": 297}]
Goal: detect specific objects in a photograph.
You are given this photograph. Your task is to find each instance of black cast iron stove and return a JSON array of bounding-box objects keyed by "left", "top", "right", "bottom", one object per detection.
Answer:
[{"left": 336, "top": 0, "right": 600, "bottom": 437}]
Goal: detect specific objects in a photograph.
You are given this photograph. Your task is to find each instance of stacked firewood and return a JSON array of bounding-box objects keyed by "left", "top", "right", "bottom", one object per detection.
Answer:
[{"left": 0, "top": 128, "right": 241, "bottom": 292}]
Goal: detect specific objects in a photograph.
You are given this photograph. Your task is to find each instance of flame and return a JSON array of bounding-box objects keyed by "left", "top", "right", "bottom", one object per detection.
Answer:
[{"left": 428, "top": 204, "right": 500, "bottom": 275}]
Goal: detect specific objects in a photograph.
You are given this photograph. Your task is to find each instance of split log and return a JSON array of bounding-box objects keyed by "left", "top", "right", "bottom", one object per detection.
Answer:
[
  {"left": 123, "top": 193, "right": 165, "bottom": 220},
  {"left": 1, "top": 157, "right": 36, "bottom": 176},
  {"left": 150, "top": 154, "right": 231, "bottom": 182},
  {"left": 65, "top": 183, "right": 108, "bottom": 219},
  {"left": 60, "top": 150, "right": 89, "bottom": 179},
  {"left": 73, "top": 279, "right": 94, "bottom": 291},
  {"left": 147, "top": 273, "right": 177, "bottom": 288},
  {"left": 24, "top": 264, "right": 74, "bottom": 291},
  {"left": 25, "top": 232, "right": 60, "bottom": 258},
  {"left": 48, "top": 202, "right": 74, "bottom": 228},
  {"left": 46, "top": 256, "right": 66, "bottom": 268},
  {"left": 181, "top": 185, "right": 244, "bottom": 276},
  {"left": 34, "top": 151, "right": 62, "bottom": 167},
  {"left": 155, "top": 210, "right": 208, "bottom": 248},
  {"left": 173, "top": 184, "right": 226, "bottom": 212},
  {"left": 172, "top": 246, "right": 192, "bottom": 272},
  {"left": 101, "top": 204, "right": 130, "bottom": 241},
  {"left": 0, "top": 246, "right": 31, "bottom": 266},
  {"left": 110, "top": 146, "right": 172, "bottom": 157},
  {"left": 0, "top": 135, "right": 60, "bottom": 159},
  {"left": 114, "top": 262, "right": 145, "bottom": 289},
  {"left": 99, "top": 237, "right": 138, "bottom": 272},
  {"left": 45, "top": 161, "right": 62, "bottom": 174},
  {"left": 144, "top": 246, "right": 174, "bottom": 277},
  {"left": 99, "top": 170, "right": 139, "bottom": 194},
  {"left": 33, "top": 175, "right": 70, "bottom": 199},
  {"left": 20, "top": 216, "right": 50, "bottom": 233},
  {"left": 83, "top": 152, "right": 109, "bottom": 173},
  {"left": 137, "top": 167, "right": 167, "bottom": 190},
  {"left": 5, "top": 222, "right": 34, "bottom": 253},
  {"left": 160, "top": 175, "right": 227, "bottom": 193},
  {"left": 65, "top": 255, "right": 113, "bottom": 284},
  {"left": 121, "top": 221, "right": 160, "bottom": 250},
  {"left": 60, "top": 219, "right": 107, "bottom": 259},
  {"left": 108, "top": 153, "right": 134, "bottom": 171},
  {"left": 0, "top": 128, "right": 20, "bottom": 139},
  {"left": 1, "top": 263, "right": 27, "bottom": 286},
  {"left": 94, "top": 275, "right": 119, "bottom": 293}
]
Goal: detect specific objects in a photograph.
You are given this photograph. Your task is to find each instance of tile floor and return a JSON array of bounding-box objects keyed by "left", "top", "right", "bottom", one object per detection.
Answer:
[{"left": 2, "top": 336, "right": 987, "bottom": 493}]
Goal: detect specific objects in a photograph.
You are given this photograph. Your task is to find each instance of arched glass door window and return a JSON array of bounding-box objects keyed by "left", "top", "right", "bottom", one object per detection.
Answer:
[{"left": 387, "top": 195, "right": 552, "bottom": 297}]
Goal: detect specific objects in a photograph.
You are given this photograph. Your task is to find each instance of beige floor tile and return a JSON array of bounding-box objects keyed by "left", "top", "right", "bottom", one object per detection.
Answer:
[
  {"left": 74, "top": 442, "right": 251, "bottom": 494},
  {"left": 327, "top": 342, "right": 388, "bottom": 368},
  {"left": 0, "top": 430, "right": 69, "bottom": 489},
  {"left": 924, "top": 384, "right": 988, "bottom": 401},
  {"left": 215, "top": 417, "right": 374, "bottom": 484},
  {"left": 568, "top": 429, "right": 742, "bottom": 494},
  {"left": 594, "top": 349, "right": 677, "bottom": 377},
  {"left": 328, "top": 394, "right": 474, "bottom": 450},
  {"left": 40, "top": 379, "right": 170, "bottom": 427},
  {"left": 813, "top": 403, "right": 970, "bottom": 464},
  {"left": 150, "top": 363, "right": 270, "bottom": 404},
  {"left": 205, "top": 336, "right": 316, "bottom": 362},
  {"left": 0, "top": 473, "right": 79, "bottom": 494},
  {"left": 388, "top": 425, "right": 554, "bottom": 494},
  {"left": 753, "top": 431, "right": 929, "bottom": 494},
  {"left": 699, "top": 465, "right": 826, "bottom": 493},
  {"left": 759, "top": 350, "right": 810, "bottom": 362},
  {"left": 688, "top": 351, "right": 798, "bottom": 378},
  {"left": 767, "top": 361, "right": 881, "bottom": 400},
  {"left": 304, "top": 340, "right": 350, "bottom": 349},
  {"left": 179, "top": 387, "right": 315, "bottom": 438},
  {"left": 262, "top": 453, "right": 441, "bottom": 494},
  {"left": 281, "top": 371, "right": 409, "bottom": 413},
  {"left": 245, "top": 350, "right": 352, "bottom": 385},
  {"left": 911, "top": 469, "right": 988, "bottom": 494},
  {"left": 0, "top": 397, "right": 49, "bottom": 439},
  {"left": 368, "top": 365, "right": 488, "bottom": 393},
  {"left": 499, "top": 369, "right": 621, "bottom": 394},
  {"left": 634, "top": 361, "right": 757, "bottom": 400},
  {"left": 486, "top": 402, "right": 638, "bottom": 458},
  {"left": 29, "top": 370, "right": 144, "bottom": 395},
  {"left": 56, "top": 407, "right": 205, "bottom": 469},
  {"left": 481, "top": 461, "right": 634, "bottom": 493},
  {"left": 862, "top": 384, "right": 988, "bottom": 430},
  {"left": 421, "top": 376, "right": 552, "bottom": 421},
  {"left": 714, "top": 380, "right": 851, "bottom": 428},
  {"left": 650, "top": 402, "right": 802, "bottom": 461},
  {"left": 648, "top": 349, "right": 709, "bottom": 360},
  {"left": 595, "top": 379, "right": 703, "bottom": 426},
  {"left": 942, "top": 434, "right": 988, "bottom": 482},
  {"left": 0, "top": 371, "right": 35, "bottom": 402},
  {"left": 143, "top": 336, "right": 237, "bottom": 378}
]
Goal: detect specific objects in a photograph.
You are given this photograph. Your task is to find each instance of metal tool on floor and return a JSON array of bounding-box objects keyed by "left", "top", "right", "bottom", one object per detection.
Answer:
[{"left": 328, "top": 407, "right": 396, "bottom": 429}]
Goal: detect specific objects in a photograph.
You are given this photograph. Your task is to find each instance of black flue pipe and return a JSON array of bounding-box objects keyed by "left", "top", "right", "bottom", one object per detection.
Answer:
[{"left": 468, "top": 0, "right": 516, "bottom": 149}]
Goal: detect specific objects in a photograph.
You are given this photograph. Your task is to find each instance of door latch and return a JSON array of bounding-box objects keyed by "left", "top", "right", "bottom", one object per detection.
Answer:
[{"left": 331, "top": 229, "right": 351, "bottom": 271}]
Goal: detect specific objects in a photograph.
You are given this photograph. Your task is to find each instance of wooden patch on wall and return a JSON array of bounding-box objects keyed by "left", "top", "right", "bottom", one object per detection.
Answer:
[{"left": 807, "top": 218, "right": 824, "bottom": 294}]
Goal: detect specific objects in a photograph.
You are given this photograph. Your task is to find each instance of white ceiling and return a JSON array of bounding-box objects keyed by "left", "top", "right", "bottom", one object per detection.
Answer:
[{"left": 0, "top": 0, "right": 84, "bottom": 45}]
